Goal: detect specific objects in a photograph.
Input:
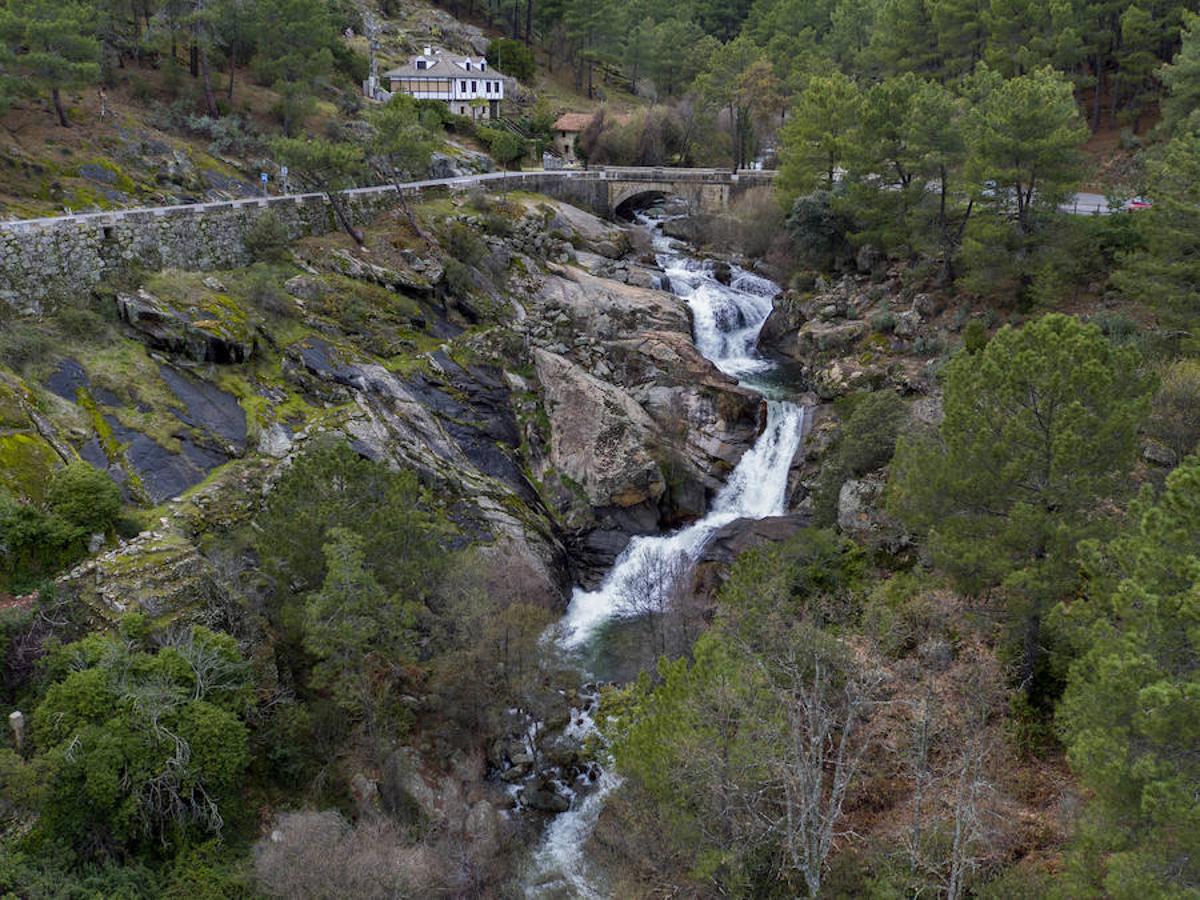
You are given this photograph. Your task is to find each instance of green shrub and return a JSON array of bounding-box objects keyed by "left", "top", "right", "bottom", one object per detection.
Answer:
[
  {"left": 1146, "top": 357, "right": 1200, "bottom": 462},
  {"left": 244, "top": 212, "right": 291, "bottom": 263},
  {"left": 443, "top": 257, "right": 475, "bottom": 298},
  {"left": 811, "top": 390, "right": 907, "bottom": 526},
  {"left": 870, "top": 311, "right": 896, "bottom": 334},
  {"left": 46, "top": 463, "right": 121, "bottom": 536},
  {"left": 247, "top": 269, "right": 293, "bottom": 318},
  {"left": 1090, "top": 310, "right": 1139, "bottom": 344},
  {"left": 862, "top": 571, "right": 944, "bottom": 658},
  {"left": 442, "top": 222, "right": 486, "bottom": 266},
  {"left": 482, "top": 212, "right": 513, "bottom": 237},
  {"left": 786, "top": 191, "right": 853, "bottom": 271},
  {"left": 963, "top": 318, "right": 989, "bottom": 354},
  {"left": 840, "top": 390, "right": 908, "bottom": 476},
  {"left": 32, "top": 625, "right": 252, "bottom": 855},
  {"left": 478, "top": 127, "right": 526, "bottom": 169}
]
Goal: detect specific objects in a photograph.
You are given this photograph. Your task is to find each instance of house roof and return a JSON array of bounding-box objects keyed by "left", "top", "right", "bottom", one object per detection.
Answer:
[{"left": 383, "top": 54, "right": 489, "bottom": 80}]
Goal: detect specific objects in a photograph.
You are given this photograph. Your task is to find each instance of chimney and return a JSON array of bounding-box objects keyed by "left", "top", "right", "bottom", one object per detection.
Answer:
[{"left": 424, "top": 46, "right": 432, "bottom": 56}]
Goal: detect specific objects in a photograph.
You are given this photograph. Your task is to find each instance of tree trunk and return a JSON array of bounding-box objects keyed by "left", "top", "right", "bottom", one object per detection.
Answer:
[
  {"left": 190, "top": 41, "right": 199, "bottom": 78},
  {"left": 227, "top": 46, "right": 237, "bottom": 100},
  {"left": 390, "top": 174, "right": 434, "bottom": 246},
  {"left": 524, "top": 0, "right": 533, "bottom": 45},
  {"left": 1019, "top": 611, "right": 1041, "bottom": 697},
  {"left": 52, "top": 87, "right": 69, "bottom": 128},
  {"left": 328, "top": 192, "right": 365, "bottom": 246},
  {"left": 200, "top": 46, "right": 220, "bottom": 117}
]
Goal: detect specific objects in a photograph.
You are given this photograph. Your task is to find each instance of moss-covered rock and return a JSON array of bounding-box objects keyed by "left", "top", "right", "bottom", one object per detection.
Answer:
[
  {"left": 0, "top": 433, "right": 61, "bottom": 503},
  {"left": 116, "top": 285, "right": 257, "bottom": 364}
]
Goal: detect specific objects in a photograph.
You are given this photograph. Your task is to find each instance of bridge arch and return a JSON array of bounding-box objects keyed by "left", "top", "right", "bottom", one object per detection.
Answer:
[{"left": 612, "top": 188, "right": 671, "bottom": 220}]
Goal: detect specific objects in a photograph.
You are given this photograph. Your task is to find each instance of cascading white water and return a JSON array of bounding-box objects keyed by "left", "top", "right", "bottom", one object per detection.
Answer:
[
  {"left": 561, "top": 223, "right": 804, "bottom": 650},
  {"left": 561, "top": 399, "right": 804, "bottom": 649},
  {"left": 525, "top": 214, "right": 804, "bottom": 897}
]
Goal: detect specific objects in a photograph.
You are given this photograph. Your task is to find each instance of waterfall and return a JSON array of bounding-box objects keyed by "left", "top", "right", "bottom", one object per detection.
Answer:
[
  {"left": 525, "top": 215, "right": 804, "bottom": 897},
  {"left": 561, "top": 400, "right": 804, "bottom": 650}
]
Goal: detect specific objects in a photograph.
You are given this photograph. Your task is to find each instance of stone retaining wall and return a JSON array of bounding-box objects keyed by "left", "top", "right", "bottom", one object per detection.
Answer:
[{"left": 0, "top": 169, "right": 775, "bottom": 312}]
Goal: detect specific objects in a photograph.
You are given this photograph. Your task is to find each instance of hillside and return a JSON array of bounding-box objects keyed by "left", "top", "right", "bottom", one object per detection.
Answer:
[{"left": 1, "top": 0, "right": 1199, "bottom": 897}]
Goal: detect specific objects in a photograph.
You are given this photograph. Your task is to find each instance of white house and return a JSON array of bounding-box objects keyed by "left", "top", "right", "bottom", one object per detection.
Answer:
[{"left": 380, "top": 48, "right": 504, "bottom": 121}]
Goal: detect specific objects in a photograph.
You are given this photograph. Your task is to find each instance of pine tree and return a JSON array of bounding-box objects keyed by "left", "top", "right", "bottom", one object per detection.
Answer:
[
  {"left": 0, "top": 0, "right": 100, "bottom": 127},
  {"left": 253, "top": 0, "right": 335, "bottom": 135},
  {"left": 270, "top": 137, "right": 366, "bottom": 243},
  {"left": 1112, "top": 130, "right": 1200, "bottom": 317},
  {"left": 1058, "top": 457, "right": 1200, "bottom": 896},
  {"left": 1161, "top": 11, "right": 1200, "bottom": 136},
  {"left": 929, "top": 0, "right": 989, "bottom": 77},
  {"left": 869, "top": 0, "right": 941, "bottom": 75},
  {"left": 303, "top": 528, "right": 421, "bottom": 732},
  {"left": 890, "top": 314, "right": 1152, "bottom": 699},
  {"left": 966, "top": 65, "right": 1088, "bottom": 235},
  {"left": 776, "top": 71, "right": 863, "bottom": 201}
]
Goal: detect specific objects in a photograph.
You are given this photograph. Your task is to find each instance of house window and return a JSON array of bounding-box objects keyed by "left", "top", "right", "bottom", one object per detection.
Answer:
[
  {"left": 460, "top": 80, "right": 467, "bottom": 91},
  {"left": 471, "top": 80, "right": 477, "bottom": 92}
]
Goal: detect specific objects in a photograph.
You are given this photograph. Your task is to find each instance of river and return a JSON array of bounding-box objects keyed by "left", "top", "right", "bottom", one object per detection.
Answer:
[{"left": 524, "top": 215, "right": 806, "bottom": 897}]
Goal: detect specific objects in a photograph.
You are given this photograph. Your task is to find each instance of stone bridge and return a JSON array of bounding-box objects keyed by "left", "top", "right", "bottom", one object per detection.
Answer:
[
  {"left": 550, "top": 167, "right": 777, "bottom": 217},
  {"left": 0, "top": 167, "right": 776, "bottom": 310}
]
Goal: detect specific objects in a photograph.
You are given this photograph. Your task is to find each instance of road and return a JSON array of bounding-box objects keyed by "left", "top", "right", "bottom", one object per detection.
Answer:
[
  {"left": 0, "top": 167, "right": 1137, "bottom": 230},
  {"left": 1060, "top": 192, "right": 1114, "bottom": 215}
]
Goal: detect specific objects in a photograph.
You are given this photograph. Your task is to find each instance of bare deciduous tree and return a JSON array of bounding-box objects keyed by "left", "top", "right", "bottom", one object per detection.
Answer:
[
  {"left": 254, "top": 810, "right": 448, "bottom": 899},
  {"left": 614, "top": 547, "right": 699, "bottom": 661},
  {"left": 761, "top": 629, "right": 885, "bottom": 897}
]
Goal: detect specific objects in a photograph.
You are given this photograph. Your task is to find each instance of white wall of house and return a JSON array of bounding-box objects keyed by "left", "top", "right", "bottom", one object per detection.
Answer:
[{"left": 383, "top": 49, "right": 504, "bottom": 120}]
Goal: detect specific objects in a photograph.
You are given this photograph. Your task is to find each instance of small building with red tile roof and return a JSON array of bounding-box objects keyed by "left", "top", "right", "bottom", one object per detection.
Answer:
[{"left": 551, "top": 111, "right": 634, "bottom": 162}]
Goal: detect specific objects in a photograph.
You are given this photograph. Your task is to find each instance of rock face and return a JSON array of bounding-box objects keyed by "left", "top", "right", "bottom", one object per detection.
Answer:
[
  {"left": 690, "top": 514, "right": 811, "bottom": 606},
  {"left": 533, "top": 348, "right": 665, "bottom": 510},
  {"left": 837, "top": 474, "right": 908, "bottom": 550},
  {"left": 522, "top": 266, "right": 762, "bottom": 580},
  {"left": 36, "top": 192, "right": 772, "bottom": 620},
  {"left": 117, "top": 288, "right": 255, "bottom": 364},
  {"left": 757, "top": 269, "right": 949, "bottom": 402}
]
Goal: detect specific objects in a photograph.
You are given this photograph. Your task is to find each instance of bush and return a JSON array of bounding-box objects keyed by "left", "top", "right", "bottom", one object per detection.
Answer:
[
  {"left": 45, "top": 463, "right": 121, "bottom": 536},
  {"left": 331, "top": 43, "right": 369, "bottom": 84},
  {"left": 478, "top": 127, "right": 526, "bottom": 169},
  {"left": 481, "top": 212, "right": 512, "bottom": 237},
  {"left": 1146, "top": 358, "right": 1200, "bottom": 461},
  {"left": 442, "top": 221, "right": 486, "bottom": 266},
  {"left": 244, "top": 213, "right": 291, "bottom": 263},
  {"left": 254, "top": 811, "right": 448, "bottom": 898},
  {"left": 1090, "top": 310, "right": 1140, "bottom": 344},
  {"left": 963, "top": 318, "right": 989, "bottom": 354},
  {"left": 0, "top": 493, "right": 77, "bottom": 592},
  {"left": 870, "top": 311, "right": 896, "bottom": 334},
  {"left": 248, "top": 269, "right": 293, "bottom": 318},
  {"left": 862, "top": 572, "right": 945, "bottom": 658},
  {"left": 812, "top": 390, "right": 907, "bottom": 526},
  {"left": 786, "top": 191, "right": 853, "bottom": 271},
  {"left": 840, "top": 390, "right": 908, "bottom": 477},
  {"left": 186, "top": 114, "right": 256, "bottom": 156},
  {"left": 443, "top": 257, "right": 475, "bottom": 298}
]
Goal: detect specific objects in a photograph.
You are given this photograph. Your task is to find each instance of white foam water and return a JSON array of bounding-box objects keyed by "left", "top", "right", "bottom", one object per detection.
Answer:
[{"left": 524, "top": 214, "right": 804, "bottom": 897}]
